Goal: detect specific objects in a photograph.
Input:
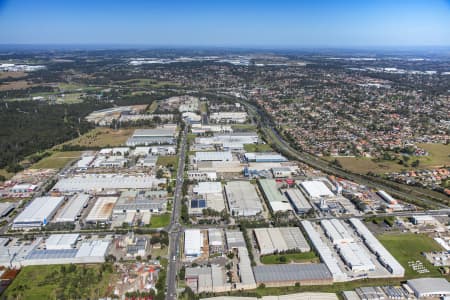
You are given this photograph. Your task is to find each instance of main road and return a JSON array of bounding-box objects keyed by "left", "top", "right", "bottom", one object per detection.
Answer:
[{"left": 165, "top": 124, "right": 188, "bottom": 300}]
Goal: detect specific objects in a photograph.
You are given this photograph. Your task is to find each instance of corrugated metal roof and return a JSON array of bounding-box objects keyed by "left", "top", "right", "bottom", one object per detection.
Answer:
[{"left": 253, "top": 263, "right": 332, "bottom": 282}]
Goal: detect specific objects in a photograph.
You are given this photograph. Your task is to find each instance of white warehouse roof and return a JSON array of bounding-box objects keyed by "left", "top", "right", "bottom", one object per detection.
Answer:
[
  {"left": 13, "top": 196, "right": 65, "bottom": 227},
  {"left": 193, "top": 182, "right": 222, "bottom": 194},
  {"left": 85, "top": 196, "right": 118, "bottom": 222},
  {"left": 300, "top": 180, "right": 334, "bottom": 199},
  {"left": 195, "top": 151, "right": 232, "bottom": 162},
  {"left": 185, "top": 229, "right": 203, "bottom": 257},
  {"left": 407, "top": 278, "right": 450, "bottom": 298},
  {"left": 45, "top": 234, "right": 79, "bottom": 250},
  {"left": 54, "top": 193, "right": 89, "bottom": 223}
]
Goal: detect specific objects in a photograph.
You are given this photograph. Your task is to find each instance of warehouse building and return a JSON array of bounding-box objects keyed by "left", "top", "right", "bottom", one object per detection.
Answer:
[
  {"left": 201, "top": 293, "right": 338, "bottom": 300},
  {"left": 299, "top": 180, "right": 335, "bottom": 200},
  {"left": 191, "top": 124, "right": 233, "bottom": 135},
  {"left": 301, "top": 220, "right": 347, "bottom": 282},
  {"left": 191, "top": 182, "right": 225, "bottom": 215},
  {"left": 185, "top": 229, "right": 203, "bottom": 259},
  {"left": 320, "top": 219, "right": 354, "bottom": 245},
  {"left": 253, "top": 264, "right": 333, "bottom": 287},
  {"left": 85, "top": 196, "right": 118, "bottom": 223},
  {"left": 236, "top": 247, "right": 257, "bottom": 290},
  {"left": 208, "top": 229, "right": 224, "bottom": 254},
  {"left": 54, "top": 193, "right": 90, "bottom": 223},
  {"left": 253, "top": 227, "right": 310, "bottom": 255},
  {"left": 258, "top": 179, "right": 292, "bottom": 212},
  {"left": 126, "top": 126, "right": 177, "bottom": 146},
  {"left": 349, "top": 218, "right": 404, "bottom": 276},
  {"left": 197, "top": 160, "right": 243, "bottom": 174},
  {"left": 194, "top": 151, "right": 233, "bottom": 162},
  {"left": 187, "top": 171, "right": 217, "bottom": 181},
  {"left": 45, "top": 234, "right": 79, "bottom": 250},
  {"left": 244, "top": 152, "right": 288, "bottom": 163},
  {"left": 271, "top": 167, "right": 293, "bottom": 178},
  {"left": 0, "top": 202, "right": 15, "bottom": 218},
  {"left": 224, "top": 181, "right": 263, "bottom": 217},
  {"left": 13, "top": 196, "right": 65, "bottom": 228},
  {"left": 10, "top": 183, "right": 37, "bottom": 194},
  {"left": 185, "top": 265, "right": 229, "bottom": 293},
  {"left": 52, "top": 174, "right": 166, "bottom": 192},
  {"left": 225, "top": 230, "right": 247, "bottom": 249},
  {"left": 195, "top": 132, "right": 258, "bottom": 151},
  {"left": 209, "top": 112, "right": 248, "bottom": 124},
  {"left": 285, "top": 188, "right": 312, "bottom": 214},
  {"left": 113, "top": 190, "right": 167, "bottom": 214},
  {"left": 407, "top": 278, "right": 450, "bottom": 298}
]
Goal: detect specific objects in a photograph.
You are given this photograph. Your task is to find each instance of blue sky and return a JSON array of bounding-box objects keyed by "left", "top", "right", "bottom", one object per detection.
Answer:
[{"left": 0, "top": 0, "right": 449, "bottom": 47}]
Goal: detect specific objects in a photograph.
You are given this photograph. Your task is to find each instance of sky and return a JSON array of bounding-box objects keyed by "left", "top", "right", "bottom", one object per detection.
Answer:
[{"left": 0, "top": 0, "right": 449, "bottom": 48}]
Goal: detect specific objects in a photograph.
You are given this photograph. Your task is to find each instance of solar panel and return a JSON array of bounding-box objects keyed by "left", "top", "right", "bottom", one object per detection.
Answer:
[
  {"left": 191, "top": 199, "right": 198, "bottom": 208},
  {"left": 198, "top": 199, "right": 206, "bottom": 208}
]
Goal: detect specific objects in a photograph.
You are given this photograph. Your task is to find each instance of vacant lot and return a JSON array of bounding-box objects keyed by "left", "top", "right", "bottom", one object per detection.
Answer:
[
  {"left": 58, "top": 128, "right": 134, "bottom": 148},
  {"left": 4, "top": 264, "right": 115, "bottom": 300},
  {"left": 31, "top": 151, "right": 82, "bottom": 169},
  {"left": 231, "top": 124, "right": 257, "bottom": 131},
  {"left": 244, "top": 143, "right": 273, "bottom": 152},
  {"left": 377, "top": 233, "right": 444, "bottom": 278},
  {"left": 149, "top": 213, "right": 171, "bottom": 228},
  {"left": 260, "top": 251, "right": 319, "bottom": 264}
]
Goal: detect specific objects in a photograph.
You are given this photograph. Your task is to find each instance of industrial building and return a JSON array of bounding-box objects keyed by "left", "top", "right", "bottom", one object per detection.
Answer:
[
  {"left": 197, "top": 160, "right": 243, "bottom": 174},
  {"left": 225, "top": 230, "right": 247, "bottom": 249},
  {"left": 271, "top": 167, "right": 293, "bottom": 178},
  {"left": 52, "top": 174, "right": 166, "bottom": 192},
  {"left": 187, "top": 171, "right": 218, "bottom": 181},
  {"left": 194, "top": 151, "right": 233, "bottom": 162},
  {"left": 113, "top": 190, "right": 167, "bottom": 214},
  {"left": 253, "top": 264, "right": 333, "bottom": 287},
  {"left": 299, "top": 180, "right": 335, "bottom": 200},
  {"left": 244, "top": 152, "right": 288, "bottom": 163},
  {"left": 185, "top": 265, "right": 229, "bottom": 293},
  {"left": 407, "top": 278, "right": 450, "bottom": 298},
  {"left": 85, "top": 196, "right": 118, "bottom": 223},
  {"left": 209, "top": 112, "right": 248, "bottom": 124},
  {"left": 349, "top": 218, "right": 405, "bottom": 276},
  {"left": 301, "top": 220, "right": 347, "bottom": 282},
  {"left": 0, "top": 202, "right": 15, "bottom": 218},
  {"left": 191, "top": 182, "right": 225, "bottom": 215},
  {"left": 258, "top": 179, "right": 292, "bottom": 212},
  {"left": 253, "top": 227, "right": 310, "bottom": 255},
  {"left": 126, "top": 126, "right": 177, "bottom": 146},
  {"left": 13, "top": 196, "right": 65, "bottom": 228},
  {"left": 195, "top": 132, "right": 258, "bottom": 151},
  {"left": 45, "top": 234, "right": 79, "bottom": 250},
  {"left": 224, "top": 181, "right": 263, "bottom": 217},
  {"left": 185, "top": 229, "right": 203, "bottom": 259},
  {"left": 320, "top": 219, "right": 354, "bottom": 245},
  {"left": 201, "top": 293, "right": 338, "bottom": 300},
  {"left": 208, "top": 229, "right": 224, "bottom": 254},
  {"left": 191, "top": 124, "right": 233, "bottom": 135},
  {"left": 54, "top": 193, "right": 90, "bottom": 223},
  {"left": 10, "top": 183, "right": 37, "bottom": 194},
  {"left": 285, "top": 188, "right": 312, "bottom": 214}
]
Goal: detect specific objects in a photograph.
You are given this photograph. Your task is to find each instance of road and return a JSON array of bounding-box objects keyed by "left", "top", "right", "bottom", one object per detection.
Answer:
[
  {"left": 165, "top": 124, "right": 188, "bottom": 300},
  {"left": 238, "top": 98, "right": 448, "bottom": 210}
]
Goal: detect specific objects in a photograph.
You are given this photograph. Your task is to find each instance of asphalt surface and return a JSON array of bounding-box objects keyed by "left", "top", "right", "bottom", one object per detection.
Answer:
[{"left": 165, "top": 124, "right": 188, "bottom": 300}]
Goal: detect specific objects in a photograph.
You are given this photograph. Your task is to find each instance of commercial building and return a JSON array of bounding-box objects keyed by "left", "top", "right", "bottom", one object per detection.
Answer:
[
  {"left": 126, "top": 126, "right": 177, "bottom": 146},
  {"left": 253, "top": 227, "right": 310, "bottom": 255},
  {"left": 52, "top": 174, "right": 166, "bottom": 192},
  {"left": 301, "top": 220, "right": 347, "bottom": 282},
  {"left": 299, "top": 180, "right": 334, "bottom": 200},
  {"left": 349, "top": 218, "right": 404, "bottom": 276},
  {"left": 194, "top": 151, "right": 233, "bottom": 162},
  {"left": 185, "top": 229, "right": 203, "bottom": 259},
  {"left": 13, "top": 196, "right": 65, "bottom": 228},
  {"left": 253, "top": 264, "right": 333, "bottom": 287},
  {"left": 407, "top": 278, "right": 450, "bottom": 298},
  {"left": 85, "top": 196, "right": 118, "bottom": 223},
  {"left": 54, "top": 193, "right": 90, "bottom": 223},
  {"left": 191, "top": 124, "right": 233, "bottom": 135},
  {"left": 187, "top": 171, "right": 218, "bottom": 181},
  {"left": 113, "top": 190, "right": 167, "bottom": 214},
  {"left": 244, "top": 152, "right": 288, "bottom": 163},
  {"left": 258, "top": 179, "right": 292, "bottom": 212},
  {"left": 285, "top": 188, "right": 312, "bottom": 214},
  {"left": 272, "top": 167, "right": 293, "bottom": 178},
  {"left": 210, "top": 112, "right": 248, "bottom": 124},
  {"left": 10, "top": 183, "right": 37, "bottom": 194},
  {"left": 224, "top": 181, "right": 263, "bottom": 217}
]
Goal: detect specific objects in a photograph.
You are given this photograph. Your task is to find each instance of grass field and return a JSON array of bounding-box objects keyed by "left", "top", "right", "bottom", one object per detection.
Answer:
[
  {"left": 377, "top": 233, "right": 444, "bottom": 278},
  {"left": 324, "top": 143, "right": 450, "bottom": 175},
  {"left": 30, "top": 151, "right": 82, "bottom": 169},
  {"left": 149, "top": 213, "right": 171, "bottom": 228},
  {"left": 58, "top": 128, "right": 134, "bottom": 149},
  {"left": 146, "top": 101, "right": 159, "bottom": 113},
  {"left": 157, "top": 155, "right": 179, "bottom": 168},
  {"left": 4, "top": 264, "right": 115, "bottom": 300},
  {"left": 0, "top": 169, "right": 14, "bottom": 181},
  {"left": 231, "top": 124, "right": 257, "bottom": 131},
  {"left": 244, "top": 143, "right": 273, "bottom": 152},
  {"left": 260, "top": 251, "right": 319, "bottom": 264}
]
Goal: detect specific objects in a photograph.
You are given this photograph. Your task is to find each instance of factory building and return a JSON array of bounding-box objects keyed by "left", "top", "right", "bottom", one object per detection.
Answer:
[
  {"left": 187, "top": 171, "right": 218, "bottom": 181},
  {"left": 194, "top": 151, "right": 233, "bottom": 162},
  {"left": 85, "top": 196, "right": 118, "bottom": 223},
  {"left": 208, "top": 229, "right": 224, "bottom": 254},
  {"left": 285, "top": 188, "right": 312, "bottom": 214},
  {"left": 197, "top": 160, "right": 243, "bottom": 174},
  {"left": 54, "top": 193, "right": 90, "bottom": 223},
  {"left": 195, "top": 132, "right": 258, "bottom": 151},
  {"left": 320, "top": 219, "right": 354, "bottom": 245},
  {"left": 253, "top": 264, "right": 333, "bottom": 287},
  {"left": 126, "top": 126, "right": 177, "bottom": 146},
  {"left": 299, "top": 180, "right": 334, "bottom": 200},
  {"left": 0, "top": 202, "right": 15, "bottom": 218},
  {"left": 271, "top": 167, "right": 293, "bottom": 178},
  {"left": 258, "top": 179, "right": 292, "bottom": 212},
  {"left": 301, "top": 221, "right": 347, "bottom": 282},
  {"left": 253, "top": 227, "right": 310, "bottom": 255},
  {"left": 13, "top": 196, "right": 65, "bottom": 228},
  {"left": 407, "top": 278, "right": 450, "bottom": 298},
  {"left": 52, "top": 174, "right": 166, "bottom": 192},
  {"left": 201, "top": 293, "right": 338, "bottom": 300},
  {"left": 185, "top": 265, "right": 229, "bottom": 293},
  {"left": 45, "top": 234, "right": 79, "bottom": 250},
  {"left": 209, "top": 112, "right": 248, "bottom": 124},
  {"left": 191, "top": 124, "right": 233, "bottom": 135},
  {"left": 10, "top": 183, "right": 37, "bottom": 194},
  {"left": 225, "top": 230, "right": 247, "bottom": 250},
  {"left": 244, "top": 152, "right": 288, "bottom": 163},
  {"left": 185, "top": 229, "right": 203, "bottom": 259},
  {"left": 113, "top": 190, "right": 167, "bottom": 214},
  {"left": 190, "top": 182, "right": 225, "bottom": 215},
  {"left": 377, "top": 190, "right": 397, "bottom": 205},
  {"left": 224, "top": 181, "right": 263, "bottom": 217},
  {"left": 349, "top": 218, "right": 404, "bottom": 276}
]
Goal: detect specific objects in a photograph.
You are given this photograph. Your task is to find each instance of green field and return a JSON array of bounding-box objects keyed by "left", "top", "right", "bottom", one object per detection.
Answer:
[
  {"left": 157, "top": 155, "right": 179, "bottom": 168},
  {"left": 231, "top": 124, "right": 257, "bottom": 131},
  {"left": 377, "top": 233, "right": 444, "bottom": 278},
  {"left": 260, "top": 251, "right": 319, "bottom": 264},
  {"left": 244, "top": 143, "right": 273, "bottom": 152},
  {"left": 4, "top": 264, "right": 115, "bottom": 300},
  {"left": 147, "top": 101, "right": 159, "bottom": 113},
  {"left": 57, "top": 128, "right": 134, "bottom": 149},
  {"left": 149, "top": 213, "right": 171, "bottom": 228},
  {"left": 30, "top": 151, "right": 82, "bottom": 169}
]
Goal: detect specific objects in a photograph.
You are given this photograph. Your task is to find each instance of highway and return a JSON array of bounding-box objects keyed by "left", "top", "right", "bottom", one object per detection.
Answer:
[{"left": 165, "top": 124, "right": 188, "bottom": 300}]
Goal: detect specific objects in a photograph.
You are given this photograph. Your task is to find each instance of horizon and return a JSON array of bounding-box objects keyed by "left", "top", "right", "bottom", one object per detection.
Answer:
[{"left": 1, "top": 0, "right": 449, "bottom": 48}]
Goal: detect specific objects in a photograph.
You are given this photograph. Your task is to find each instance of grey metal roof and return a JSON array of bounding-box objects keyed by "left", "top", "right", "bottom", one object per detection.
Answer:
[
  {"left": 407, "top": 278, "right": 450, "bottom": 295},
  {"left": 253, "top": 263, "right": 332, "bottom": 283}
]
